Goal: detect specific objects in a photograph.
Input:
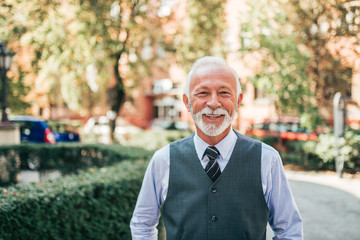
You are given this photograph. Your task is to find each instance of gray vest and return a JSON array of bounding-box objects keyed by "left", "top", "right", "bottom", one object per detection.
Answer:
[{"left": 162, "top": 132, "right": 269, "bottom": 240}]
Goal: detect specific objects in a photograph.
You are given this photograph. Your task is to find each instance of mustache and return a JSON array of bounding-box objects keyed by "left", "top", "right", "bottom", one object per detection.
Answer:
[{"left": 199, "top": 107, "right": 229, "bottom": 116}]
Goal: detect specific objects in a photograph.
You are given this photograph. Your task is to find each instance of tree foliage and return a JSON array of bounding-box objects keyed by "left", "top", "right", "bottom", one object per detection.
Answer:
[
  {"left": 0, "top": 1, "right": 52, "bottom": 114},
  {"left": 1, "top": 0, "right": 174, "bottom": 141},
  {"left": 1, "top": 0, "right": 106, "bottom": 115},
  {"left": 240, "top": 0, "right": 360, "bottom": 129},
  {"left": 177, "top": 0, "right": 228, "bottom": 71},
  {"left": 1, "top": 0, "right": 229, "bottom": 138},
  {"left": 288, "top": 0, "right": 359, "bottom": 118},
  {"left": 66, "top": 0, "right": 162, "bottom": 142},
  {"left": 240, "top": 0, "right": 319, "bottom": 128}
]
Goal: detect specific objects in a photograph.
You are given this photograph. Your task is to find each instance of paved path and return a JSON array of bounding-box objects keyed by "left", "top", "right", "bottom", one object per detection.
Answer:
[
  {"left": 286, "top": 170, "right": 360, "bottom": 199},
  {"left": 267, "top": 170, "right": 360, "bottom": 240}
]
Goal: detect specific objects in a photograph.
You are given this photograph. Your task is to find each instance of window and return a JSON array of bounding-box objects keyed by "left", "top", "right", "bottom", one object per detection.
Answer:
[
  {"left": 346, "top": 82, "right": 352, "bottom": 99},
  {"left": 153, "top": 97, "right": 182, "bottom": 120},
  {"left": 254, "top": 87, "right": 270, "bottom": 99},
  {"left": 254, "top": 87, "right": 272, "bottom": 105}
]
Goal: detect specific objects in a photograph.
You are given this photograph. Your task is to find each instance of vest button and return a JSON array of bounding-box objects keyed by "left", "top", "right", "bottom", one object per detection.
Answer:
[
  {"left": 211, "top": 188, "right": 217, "bottom": 193},
  {"left": 211, "top": 216, "right": 217, "bottom": 221}
]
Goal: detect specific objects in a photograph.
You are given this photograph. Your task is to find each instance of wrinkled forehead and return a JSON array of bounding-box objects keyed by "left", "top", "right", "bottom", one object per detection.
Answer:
[{"left": 190, "top": 63, "right": 236, "bottom": 88}]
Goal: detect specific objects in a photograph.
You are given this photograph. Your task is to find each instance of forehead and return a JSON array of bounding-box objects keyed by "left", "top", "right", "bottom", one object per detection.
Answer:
[{"left": 190, "top": 63, "right": 236, "bottom": 89}]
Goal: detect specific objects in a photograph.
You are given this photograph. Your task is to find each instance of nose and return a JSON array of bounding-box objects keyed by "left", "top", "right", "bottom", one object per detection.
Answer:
[{"left": 207, "top": 92, "right": 221, "bottom": 110}]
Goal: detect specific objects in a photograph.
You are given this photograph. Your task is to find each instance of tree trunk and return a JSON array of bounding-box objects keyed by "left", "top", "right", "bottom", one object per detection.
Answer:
[{"left": 107, "top": 55, "right": 125, "bottom": 143}]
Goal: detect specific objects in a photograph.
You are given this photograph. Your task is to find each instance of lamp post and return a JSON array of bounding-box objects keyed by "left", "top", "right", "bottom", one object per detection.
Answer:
[{"left": 0, "top": 42, "right": 14, "bottom": 122}]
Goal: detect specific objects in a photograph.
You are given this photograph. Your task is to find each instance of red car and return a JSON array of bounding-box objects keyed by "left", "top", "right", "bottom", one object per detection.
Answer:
[{"left": 245, "top": 120, "right": 318, "bottom": 142}]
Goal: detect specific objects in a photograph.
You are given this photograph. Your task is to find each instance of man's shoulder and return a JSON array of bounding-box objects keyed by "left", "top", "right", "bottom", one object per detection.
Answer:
[
  {"left": 153, "top": 133, "right": 194, "bottom": 158},
  {"left": 170, "top": 133, "right": 195, "bottom": 146}
]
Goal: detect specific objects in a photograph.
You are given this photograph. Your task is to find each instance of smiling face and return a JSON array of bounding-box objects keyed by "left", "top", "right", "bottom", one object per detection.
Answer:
[{"left": 183, "top": 63, "right": 243, "bottom": 145}]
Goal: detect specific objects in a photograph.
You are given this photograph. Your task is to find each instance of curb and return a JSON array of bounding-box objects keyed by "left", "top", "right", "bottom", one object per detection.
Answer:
[{"left": 285, "top": 170, "right": 360, "bottom": 199}]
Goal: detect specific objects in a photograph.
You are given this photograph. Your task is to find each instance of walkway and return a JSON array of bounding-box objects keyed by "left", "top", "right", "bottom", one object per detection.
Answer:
[{"left": 267, "top": 170, "right": 360, "bottom": 240}]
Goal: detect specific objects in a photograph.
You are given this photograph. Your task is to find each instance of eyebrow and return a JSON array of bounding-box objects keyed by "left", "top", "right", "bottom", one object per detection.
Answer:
[
  {"left": 192, "top": 87, "right": 235, "bottom": 97},
  {"left": 194, "top": 85, "right": 233, "bottom": 91}
]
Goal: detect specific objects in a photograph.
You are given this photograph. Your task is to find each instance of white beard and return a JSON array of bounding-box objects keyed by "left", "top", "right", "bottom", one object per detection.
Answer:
[{"left": 190, "top": 104, "right": 237, "bottom": 137}]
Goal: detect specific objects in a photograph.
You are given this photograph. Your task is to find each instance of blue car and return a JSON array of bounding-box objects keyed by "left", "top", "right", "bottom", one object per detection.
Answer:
[
  {"left": 46, "top": 120, "right": 81, "bottom": 143},
  {"left": 10, "top": 115, "right": 56, "bottom": 144}
]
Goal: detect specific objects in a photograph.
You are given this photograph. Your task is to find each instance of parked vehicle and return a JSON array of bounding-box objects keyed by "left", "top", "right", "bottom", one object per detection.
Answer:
[
  {"left": 10, "top": 115, "right": 56, "bottom": 144},
  {"left": 83, "top": 116, "right": 141, "bottom": 143},
  {"left": 245, "top": 119, "right": 318, "bottom": 142},
  {"left": 46, "top": 120, "right": 81, "bottom": 143},
  {"left": 83, "top": 116, "right": 110, "bottom": 137}
]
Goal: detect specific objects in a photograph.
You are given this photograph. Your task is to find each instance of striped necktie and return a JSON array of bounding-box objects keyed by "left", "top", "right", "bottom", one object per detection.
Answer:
[{"left": 204, "top": 146, "right": 221, "bottom": 182}]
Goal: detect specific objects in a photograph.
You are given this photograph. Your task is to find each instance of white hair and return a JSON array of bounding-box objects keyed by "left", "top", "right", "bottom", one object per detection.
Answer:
[{"left": 183, "top": 56, "right": 242, "bottom": 99}]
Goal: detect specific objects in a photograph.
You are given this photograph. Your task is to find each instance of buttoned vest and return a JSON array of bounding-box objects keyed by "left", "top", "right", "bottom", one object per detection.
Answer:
[{"left": 162, "top": 132, "right": 269, "bottom": 240}]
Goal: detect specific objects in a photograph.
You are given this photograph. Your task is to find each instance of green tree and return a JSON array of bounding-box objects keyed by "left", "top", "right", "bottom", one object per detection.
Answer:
[
  {"left": 0, "top": 1, "right": 48, "bottom": 114},
  {"left": 66, "top": 0, "right": 158, "bottom": 142},
  {"left": 1, "top": 0, "right": 174, "bottom": 142},
  {"left": 288, "top": 0, "right": 359, "bottom": 119},
  {"left": 176, "top": 0, "right": 228, "bottom": 71},
  {"left": 240, "top": 0, "right": 359, "bottom": 129},
  {"left": 5, "top": 71, "right": 31, "bottom": 115},
  {"left": 240, "top": 0, "right": 321, "bottom": 129},
  {"left": 1, "top": 0, "right": 95, "bottom": 116}
]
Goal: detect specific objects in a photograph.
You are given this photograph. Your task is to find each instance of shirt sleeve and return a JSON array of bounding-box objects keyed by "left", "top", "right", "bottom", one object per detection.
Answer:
[
  {"left": 262, "top": 143, "right": 304, "bottom": 240},
  {"left": 130, "top": 145, "right": 169, "bottom": 240}
]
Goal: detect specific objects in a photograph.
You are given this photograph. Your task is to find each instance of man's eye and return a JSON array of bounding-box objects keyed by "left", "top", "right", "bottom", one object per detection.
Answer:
[
  {"left": 197, "top": 92, "right": 208, "bottom": 96},
  {"left": 220, "top": 91, "right": 231, "bottom": 95}
]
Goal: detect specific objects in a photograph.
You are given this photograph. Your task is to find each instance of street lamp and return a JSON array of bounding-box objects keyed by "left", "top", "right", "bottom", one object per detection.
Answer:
[{"left": 0, "top": 42, "right": 14, "bottom": 122}]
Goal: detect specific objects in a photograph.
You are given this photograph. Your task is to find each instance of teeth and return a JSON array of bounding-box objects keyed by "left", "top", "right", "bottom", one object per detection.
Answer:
[{"left": 205, "top": 114, "right": 222, "bottom": 118}]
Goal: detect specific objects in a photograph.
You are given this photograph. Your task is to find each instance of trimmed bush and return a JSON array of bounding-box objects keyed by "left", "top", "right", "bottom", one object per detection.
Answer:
[
  {"left": 302, "top": 129, "right": 360, "bottom": 172},
  {"left": 0, "top": 148, "right": 21, "bottom": 186},
  {"left": 247, "top": 131, "right": 360, "bottom": 173},
  {"left": 0, "top": 159, "right": 148, "bottom": 240},
  {"left": 0, "top": 143, "right": 153, "bottom": 186}
]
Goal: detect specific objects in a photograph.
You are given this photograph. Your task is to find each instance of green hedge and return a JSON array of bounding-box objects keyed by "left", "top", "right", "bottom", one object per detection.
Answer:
[
  {"left": 301, "top": 130, "right": 360, "bottom": 172},
  {"left": 0, "top": 144, "right": 153, "bottom": 186},
  {"left": 0, "top": 148, "right": 21, "bottom": 187},
  {"left": 0, "top": 159, "right": 148, "bottom": 240},
  {"left": 247, "top": 131, "right": 360, "bottom": 173}
]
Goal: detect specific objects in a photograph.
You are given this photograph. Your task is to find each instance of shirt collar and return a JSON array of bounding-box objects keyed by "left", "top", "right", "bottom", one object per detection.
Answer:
[{"left": 194, "top": 128, "right": 237, "bottom": 161}]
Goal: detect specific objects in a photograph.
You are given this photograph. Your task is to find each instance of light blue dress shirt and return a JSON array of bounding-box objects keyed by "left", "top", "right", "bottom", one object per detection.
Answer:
[{"left": 130, "top": 129, "right": 303, "bottom": 239}]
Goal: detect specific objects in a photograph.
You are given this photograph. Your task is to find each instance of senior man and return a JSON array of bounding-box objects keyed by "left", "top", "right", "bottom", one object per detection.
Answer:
[{"left": 130, "top": 56, "right": 303, "bottom": 240}]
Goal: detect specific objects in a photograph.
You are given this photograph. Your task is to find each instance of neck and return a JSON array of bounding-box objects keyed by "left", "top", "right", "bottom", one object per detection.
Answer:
[{"left": 196, "top": 126, "right": 232, "bottom": 146}]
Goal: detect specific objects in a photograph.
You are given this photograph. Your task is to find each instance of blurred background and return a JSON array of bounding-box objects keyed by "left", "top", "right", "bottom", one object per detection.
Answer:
[
  {"left": 1, "top": 0, "right": 360, "bottom": 239},
  {"left": 1, "top": 0, "right": 359, "bottom": 173},
  {"left": 0, "top": 0, "right": 359, "bottom": 142}
]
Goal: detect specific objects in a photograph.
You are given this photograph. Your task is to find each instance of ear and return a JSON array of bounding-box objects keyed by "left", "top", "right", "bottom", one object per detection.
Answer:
[
  {"left": 237, "top": 93, "right": 243, "bottom": 109},
  {"left": 183, "top": 94, "right": 191, "bottom": 112}
]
